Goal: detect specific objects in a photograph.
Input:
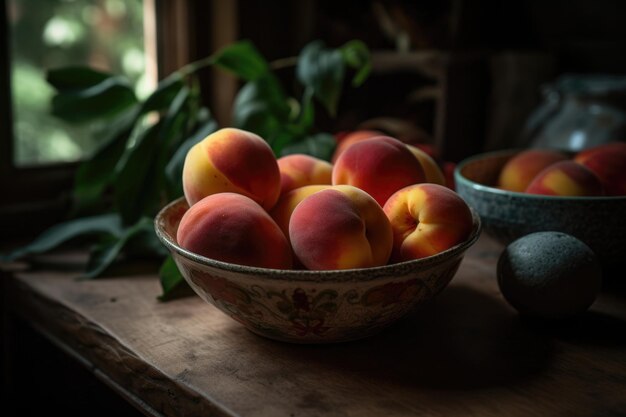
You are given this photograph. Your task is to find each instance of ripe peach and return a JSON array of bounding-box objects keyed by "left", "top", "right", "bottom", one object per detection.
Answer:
[
  {"left": 276, "top": 154, "right": 333, "bottom": 195},
  {"left": 412, "top": 143, "right": 440, "bottom": 160},
  {"left": 177, "top": 193, "right": 292, "bottom": 269},
  {"left": 383, "top": 183, "right": 473, "bottom": 262},
  {"left": 331, "top": 130, "right": 382, "bottom": 163},
  {"left": 269, "top": 184, "right": 331, "bottom": 238},
  {"left": 406, "top": 144, "right": 446, "bottom": 186},
  {"left": 574, "top": 142, "right": 626, "bottom": 196},
  {"left": 498, "top": 149, "right": 568, "bottom": 192},
  {"left": 182, "top": 128, "right": 281, "bottom": 210},
  {"left": 574, "top": 142, "right": 626, "bottom": 162},
  {"left": 289, "top": 185, "right": 393, "bottom": 270},
  {"left": 525, "top": 160, "right": 604, "bottom": 196},
  {"left": 332, "top": 136, "right": 426, "bottom": 207}
]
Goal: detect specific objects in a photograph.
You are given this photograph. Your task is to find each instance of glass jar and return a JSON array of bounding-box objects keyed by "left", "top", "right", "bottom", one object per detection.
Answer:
[{"left": 524, "top": 75, "right": 626, "bottom": 152}]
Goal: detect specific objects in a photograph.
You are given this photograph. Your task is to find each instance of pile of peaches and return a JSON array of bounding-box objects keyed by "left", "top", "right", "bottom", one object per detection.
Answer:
[
  {"left": 176, "top": 128, "right": 474, "bottom": 271},
  {"left": 497, "top": 142, "right": 626, "bottom": 196}
]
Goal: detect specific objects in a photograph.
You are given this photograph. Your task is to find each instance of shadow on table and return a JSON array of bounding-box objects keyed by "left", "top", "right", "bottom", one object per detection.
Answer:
[
  {"left": 525, "top": 310, "right": 626, "bottom": 348},
  {"left": 601, "top": 264, "right": 626, "bottom": 294},
  {"left": 267, "top": 284, "right": 556, "bottom": 390}
]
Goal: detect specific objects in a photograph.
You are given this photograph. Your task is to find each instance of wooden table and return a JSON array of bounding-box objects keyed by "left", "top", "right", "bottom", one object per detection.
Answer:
[{"left": 3, "top": 236, "right": 626, "bottom": 417}]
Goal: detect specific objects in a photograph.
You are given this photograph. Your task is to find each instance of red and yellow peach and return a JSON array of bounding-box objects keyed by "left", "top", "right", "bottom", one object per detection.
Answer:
[
  {"left": 270, "top": 184, "right": 331, "bottom": 239},
  {"left": 383, "top": 183, "right": 473, "bottom": 262},
  {"left": 289, "top": 185, "right": 393, "bottom": 270},
  {"left": 177, "top": 127, "right": 478, "bottom": 271},
  {"left": 177, "top": 193, "right": 292, "bottom": 269},
  {"left": 406, "top": 144, "right": 446, "bottom": 186},
  {"left": 182, "top": 128, "right": 281, "bottom": 210},
  {"left": 332, "top": 136, "right": 426, "bottom": 207},
  {"left": 331, "top": 130, "right": 382, "bottom": 163},
  {"left": 525, "top": 160, "right": 604, "bottom": 196},
  {"left": 498, "top": 149, "right": 568, "bottom": 192},
  {"left": 574, "top": 142, "right": 626, "bottom": 196},
  {"left": 276, "top": 154, "right": 333, "bottom": 195}
]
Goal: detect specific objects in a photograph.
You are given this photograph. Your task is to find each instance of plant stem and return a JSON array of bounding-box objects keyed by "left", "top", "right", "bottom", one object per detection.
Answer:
[
  {"left": 270, "top": 56, "right": 298, "bottom": 70},
  {"left": 177, "top": 55, "right": 216, "bottom": 77},
  {"left": 170, "top": 53, "right": 298, "bottom": 81}
]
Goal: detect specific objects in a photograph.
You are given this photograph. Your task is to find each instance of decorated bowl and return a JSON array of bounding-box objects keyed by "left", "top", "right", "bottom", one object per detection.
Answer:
[
  {"left": 454, "top": 149, "right": 626, "bottom": 267},
  {"left": 155, "top": 197, "right": 482, "bottom": 344}
]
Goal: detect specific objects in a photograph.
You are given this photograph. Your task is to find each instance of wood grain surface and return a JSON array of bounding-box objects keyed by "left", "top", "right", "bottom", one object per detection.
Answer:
[{"left": 4, "top": 236, "right": 626, "bottom": 417}]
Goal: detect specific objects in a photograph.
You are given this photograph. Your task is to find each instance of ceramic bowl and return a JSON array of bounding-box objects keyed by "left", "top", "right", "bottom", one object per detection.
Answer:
[
  {"left": 155, "top": 197, "right": 482, "bottom": 344},
  {"left": 454, "top": 149, "right": 626, "bottom": 267}
]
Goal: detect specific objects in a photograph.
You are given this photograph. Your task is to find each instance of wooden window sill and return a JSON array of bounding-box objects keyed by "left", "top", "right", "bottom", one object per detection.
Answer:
[{"left": 2, "top": 236, "right": 626, "bottom": 417}]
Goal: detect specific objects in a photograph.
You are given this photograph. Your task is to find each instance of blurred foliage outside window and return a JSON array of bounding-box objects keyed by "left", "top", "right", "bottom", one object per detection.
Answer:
[{"left": 9, "top": 0, "right": 147, "bottom": 165}]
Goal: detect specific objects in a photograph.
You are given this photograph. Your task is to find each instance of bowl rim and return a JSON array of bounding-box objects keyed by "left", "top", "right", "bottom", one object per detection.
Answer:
[
  {"left": 154, "top": 197, "right": 482, "bottom": 281},
  {"left": 454, "top": 149, "right": 626, "bottom": 201}
]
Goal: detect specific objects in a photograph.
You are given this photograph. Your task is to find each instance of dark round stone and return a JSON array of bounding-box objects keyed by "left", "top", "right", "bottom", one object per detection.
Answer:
[{"left": 497, "top": 231, "right": 602, "bottom": 319}]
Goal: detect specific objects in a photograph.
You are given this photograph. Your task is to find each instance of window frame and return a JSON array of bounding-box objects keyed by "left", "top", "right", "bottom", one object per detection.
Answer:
[
  {"left": 0, "top": 0, "right": 194, "bottom": 239},
  {"left": 0, "top": 0, "right": 311, "bottom": 239},
  {"left": 0, "top": 0, "right": 78, "bottom": 238}
]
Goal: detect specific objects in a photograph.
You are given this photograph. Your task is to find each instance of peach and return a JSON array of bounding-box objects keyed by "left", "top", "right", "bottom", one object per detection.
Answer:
[
  {"left": 574, "top": 142, "right": 626, "bottom": 162},
  {"left": 525, "top": 160, "right": 604, "bottom": 196},
  {"left": 331, "top": 129, "right": 382, "bottom": 163},
  {"left": 182, "top": 128, "right": 281, "bottom": 210},
  {"left": 270, "top": 184, "right": 331, "bottom": 238},
  {"left": 289, "top": 185, "right": 393, "bottom": 270},
  {"left": 276, "top": 154, "right": 333, "bottom": 195},
  {"left": 406, "top": 144, "right": 446, "bottom": 186},
  {"left": 412, "top": 143, "right": 440, "bottom": 160},
  {"left": 177, "top": 193, "right": 292, "bottom": 269},
  {"left": 332, "top": 136, "right": 426, "bottom": 207},
  {"left": 383, "top": 184, "right": 473, "bottom": 262},
  {"left": 574, "top": 142, "right": 626, "bottom": 196},
  {"left": 498, "top": 149, "right": 568, "bottom": 192}
]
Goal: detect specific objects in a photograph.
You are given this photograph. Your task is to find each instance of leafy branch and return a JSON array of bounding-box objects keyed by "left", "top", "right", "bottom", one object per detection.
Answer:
[{"left": 2, "top": 39, "right": 371, "bottom": 300}]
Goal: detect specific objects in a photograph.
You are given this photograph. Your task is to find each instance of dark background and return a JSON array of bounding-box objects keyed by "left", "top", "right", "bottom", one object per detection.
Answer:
[{"left": 2, "top": 0, "right": 626, "bottom": 415}]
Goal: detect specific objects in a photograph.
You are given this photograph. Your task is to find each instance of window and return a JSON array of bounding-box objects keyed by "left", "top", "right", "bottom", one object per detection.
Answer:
[
  {"left": 0, "top": 0, "right": 157, "bottom": 237},
  {"left": 8, "top": 0, "right": 149, "bottom": 166}
]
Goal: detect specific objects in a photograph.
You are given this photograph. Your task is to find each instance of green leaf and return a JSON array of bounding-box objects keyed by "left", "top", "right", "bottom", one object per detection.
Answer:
[
  {"left": 165, "top": 120, "right": 218, "bottom": 198},
  {"left": 114, "top": 122, "right": 163, "bottom": 225},
  {"left": 185, "top": 75, "right": 203, "bottom": 131},
  {"left": 156, "top": 87, "right": 198, "bottom": 202},
  {"left": 232, "top": 77, "right": 291, "bottom": 143},
  {"left": 290, "top": 87, "right": 315, "bottom": 134},
  {"left": 212, "top": 40, "right": 269, "bottom": 81},
  {"left": 69, "top": 73, "right": 191, "bottom": 214},
  {"left": 268, "top": 130, "right": 299, "bottom": 157},
  {"left": 72, "top": 133, "right": 128, "bottom": 212},
  {"left": 47, "top": 66, "right": 113, "bottom": 91},
  {"left": 233, "top": 99, "right": 282, "bottom": 140},
  {"left": 83, "top": 217, "right": 154, "bottom": 278},
  {"left": 234, "top": 77, "right": 290, "bottom": 123},
  {"left": 158, "top": 256, "right": 192, "bottom": 301},
  {"left": 140, "top": 73, "right": 185, "bottom": 114},
  {"left": 84, "top": 236, "right": 125, "bottom": 278},
  {"left": 2, "top": 214, "right": 123, "bottom": 262},
  {"left": 124, "top": 226, "right": 169, "bottom": 259},
  {"left": 159, "top": 86, "right": 191, "bottom": 147},
  {"left": 296, "top": 41, "right": 345, "bottom": 117},
  {"left": 340, "top": 40, "right": 371, "bottom": 87},
  {"left": 52, "top": 77, "right": 138, "bottom": 123},
  {"left": 71, "top": 108, "right": 139, "bottom": 214},
  {"left": 281, "top": 133, "right": 337, "bottom": 161}
]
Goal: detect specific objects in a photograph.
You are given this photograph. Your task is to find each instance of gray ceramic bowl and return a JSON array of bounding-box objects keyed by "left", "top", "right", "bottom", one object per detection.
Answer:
[
  {"left": 155, "top": 197, "right": 482, "bottom": 344},
  {"left": 454, "top": 149, "right": 626, "bottom": 267}
]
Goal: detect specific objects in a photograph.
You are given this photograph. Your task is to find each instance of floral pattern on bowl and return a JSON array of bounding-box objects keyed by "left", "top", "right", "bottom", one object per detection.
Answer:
[{"left": 155, "top": 198, "right": 481, "bottom": 343}]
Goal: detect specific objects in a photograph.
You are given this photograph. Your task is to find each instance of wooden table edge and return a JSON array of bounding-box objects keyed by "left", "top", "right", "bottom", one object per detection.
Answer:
[{"left": 5, "top": 274, "right": 239, "bottom": 417}]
